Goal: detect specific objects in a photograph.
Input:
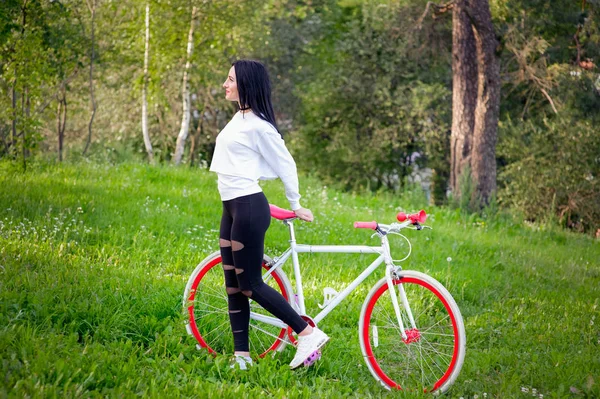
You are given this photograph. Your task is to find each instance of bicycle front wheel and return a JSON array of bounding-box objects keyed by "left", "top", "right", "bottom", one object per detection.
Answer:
[
  {"left": 183, "top": 251, "right": 293, "bottom": 357},
  {"left": 359, "top": 270, "right": 466, "bottom": 393}
]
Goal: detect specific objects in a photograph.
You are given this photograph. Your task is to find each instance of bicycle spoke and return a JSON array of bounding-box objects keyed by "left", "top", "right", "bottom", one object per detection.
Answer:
[
  {"left": 418, "top": 314, "right": 450, "bottom": 333},
  {"left": 203, "top": 320, "right": 231, "bottom": 347},
  {"left": 195, "top": 304, "right": 227, "bottom": 315},
  {"left": 195, "top": 290, "right": 227, "bottom": 304},
  {"left": 194, "top": 307, "right": 227, "bottom": 317},
  {"left": 420, "top": 341, "right": 448, "bottom": 375},
  {"left": 198, "top": 283, "right": 226, "bottom": 297}
]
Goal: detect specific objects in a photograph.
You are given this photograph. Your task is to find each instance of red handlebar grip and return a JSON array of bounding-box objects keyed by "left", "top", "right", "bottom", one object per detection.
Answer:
[{"left": 354, "top": 221, "right": 378, "bottom": 230}]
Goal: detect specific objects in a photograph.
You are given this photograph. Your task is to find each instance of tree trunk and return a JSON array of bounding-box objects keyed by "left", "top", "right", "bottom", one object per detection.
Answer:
[
  {"left": 189, "top": 117, "right": 203, "bottom": 167},
  {"left": 21, "top": 87, "right": 29, "bottom": 171},
  {"left": 450, "top": 0, "right": 478, "bottom": 195},
  {"left": 57, "top": 89, "right": 67, "bottom": 162},
  {"left": 173, "top": 6, "right": 198, "bottom": 165},
  {"left": 450, "top": 0, "right": 499, "bottom": 206},
  {"left": 468, "top": 0, "right": 500, "bottom": 205},
  {"left": 83, "top": 0, "right": 97, "bottom": 156},
  {"left": 11, "top": 77, "right": 17, "bottom": 157},
  {"left": 142, "top": 2, "right": 154, "bottom": 163}
]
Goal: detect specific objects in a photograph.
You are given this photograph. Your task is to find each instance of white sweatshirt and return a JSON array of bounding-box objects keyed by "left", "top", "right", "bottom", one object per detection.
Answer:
[{"left": 209, "top": 111, "right": 302, "bottom": 210}]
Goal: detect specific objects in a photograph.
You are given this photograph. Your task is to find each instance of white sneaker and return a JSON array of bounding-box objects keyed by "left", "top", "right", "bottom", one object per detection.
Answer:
[
  {"left": 230, "top": 355, "right": 253, "bottom": 370},
  {"left": 289, "top": 327, "right": 330, "bottom": 369}
]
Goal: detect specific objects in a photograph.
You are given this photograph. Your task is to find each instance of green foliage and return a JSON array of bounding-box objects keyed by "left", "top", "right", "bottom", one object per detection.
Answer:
[
  {"left": 1, "top": 161, "right": 599, "bottom": 397},
  {"left": 0, "top": 0, "right": 88, "bottom": 161},
  {"left": 289, "top": 1, "right": 452, "bottom": 191},
  {"left": 498, "top": 112, "right": 600, "bottom": 233},
  {"left": 495, "top": 2, "right": 600, "bottom": 234}
]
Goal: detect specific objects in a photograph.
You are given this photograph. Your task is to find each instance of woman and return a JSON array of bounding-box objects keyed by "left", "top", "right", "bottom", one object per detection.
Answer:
[{"left": 209, "top": 60, "right": 329, "bottom": 370}]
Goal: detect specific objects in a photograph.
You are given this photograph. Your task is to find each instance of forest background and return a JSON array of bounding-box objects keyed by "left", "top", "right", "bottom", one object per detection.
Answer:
[{"left": 1, "top": 0, "right": 599, "bottom": 231}]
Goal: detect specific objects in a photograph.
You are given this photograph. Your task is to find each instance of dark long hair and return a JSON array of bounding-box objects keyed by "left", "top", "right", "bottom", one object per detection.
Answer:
[{"left": 232, "top": 60, "right": 279, "bottom": 133}]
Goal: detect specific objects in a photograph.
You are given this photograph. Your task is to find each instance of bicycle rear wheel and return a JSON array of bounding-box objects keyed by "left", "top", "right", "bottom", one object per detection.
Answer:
[
  {"left": 359, "top": 270, "right": 466, "bottom": 393},
  {"left": 183, "top": 251, "right": 293, "bottom": 357}
]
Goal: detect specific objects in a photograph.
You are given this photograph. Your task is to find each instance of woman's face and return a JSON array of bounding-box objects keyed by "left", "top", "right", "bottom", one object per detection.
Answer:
[{"left": 223, "top": 66, "right": 239, "bottom": 102}]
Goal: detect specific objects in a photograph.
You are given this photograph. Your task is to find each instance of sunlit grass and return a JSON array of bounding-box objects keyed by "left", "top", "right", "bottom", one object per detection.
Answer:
[{"left": 1, "top": 160, "right": 599, "bottom": 398}]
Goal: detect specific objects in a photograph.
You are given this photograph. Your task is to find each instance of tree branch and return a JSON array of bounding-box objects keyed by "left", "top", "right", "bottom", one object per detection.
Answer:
[
  {"left": 35, "top": 68, "right": 81, "bottom": 115},
  {"left": 416, "top": 1, "right": 455, "bottom": 31},
  {"left": 540, "top": 88, "right": 558, "bottom": 114}
]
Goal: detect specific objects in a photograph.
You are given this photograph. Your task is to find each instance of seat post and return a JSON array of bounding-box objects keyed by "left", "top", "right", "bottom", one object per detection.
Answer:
[
  {"left": 284, "top": 219, "right": 296, "bottom": 243},
  {"left": 284, "top": 218, "right": 305, "bottom": 314}
]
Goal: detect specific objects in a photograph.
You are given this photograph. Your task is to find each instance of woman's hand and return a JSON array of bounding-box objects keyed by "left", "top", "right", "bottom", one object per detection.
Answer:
[{"left": 294, "top": 207, "right": 314, "bottom": 222}]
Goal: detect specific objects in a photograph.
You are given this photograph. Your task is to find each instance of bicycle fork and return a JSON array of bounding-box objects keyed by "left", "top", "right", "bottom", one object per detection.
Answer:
[{"left": 383, "top": 238, "right": 417, "bottom": 342}]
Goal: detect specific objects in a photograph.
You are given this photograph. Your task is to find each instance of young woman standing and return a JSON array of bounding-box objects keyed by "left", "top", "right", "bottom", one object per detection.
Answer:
[{"left": 209, "top": 60, "right": 329, "bottom": 370}]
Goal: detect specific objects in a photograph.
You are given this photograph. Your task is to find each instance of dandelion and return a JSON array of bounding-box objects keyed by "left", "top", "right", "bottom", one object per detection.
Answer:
[{"left": 447, "top": 257, "right": 452, "bottom": 262}]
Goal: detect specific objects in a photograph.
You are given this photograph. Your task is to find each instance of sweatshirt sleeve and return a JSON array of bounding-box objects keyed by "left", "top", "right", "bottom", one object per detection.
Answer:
[{"left": 256, "top": 129, "right": 302, "bottom": 211}]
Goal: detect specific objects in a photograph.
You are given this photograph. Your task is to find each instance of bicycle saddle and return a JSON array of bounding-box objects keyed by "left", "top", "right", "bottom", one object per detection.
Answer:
[{"left": 269, "top": 204, "right": 296, "bottom": 220}]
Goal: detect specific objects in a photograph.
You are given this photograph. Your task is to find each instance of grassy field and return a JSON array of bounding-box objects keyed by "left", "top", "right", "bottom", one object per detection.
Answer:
[{"left": 1, "top": 160, "right": 599, "bottom": 398}]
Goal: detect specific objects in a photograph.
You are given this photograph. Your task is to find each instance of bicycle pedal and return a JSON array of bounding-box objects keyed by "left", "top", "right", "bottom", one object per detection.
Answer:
[{"left": 303, "top": 350, "right": 322, "bottom": 367}]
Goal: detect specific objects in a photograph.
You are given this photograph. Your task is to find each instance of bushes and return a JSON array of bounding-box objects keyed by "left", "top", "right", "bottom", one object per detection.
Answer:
[{"left": 498, "top": 113, "right": 600, "bottom": 233}]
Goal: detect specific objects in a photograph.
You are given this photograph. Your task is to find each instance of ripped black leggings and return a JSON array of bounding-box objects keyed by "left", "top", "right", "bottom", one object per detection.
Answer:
[{"left": 220, "top": 192, "right": 308, "bottom": 352}]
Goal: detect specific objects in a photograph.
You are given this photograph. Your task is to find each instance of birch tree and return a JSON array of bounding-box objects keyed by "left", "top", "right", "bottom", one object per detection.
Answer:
[
  {"left": 173, "top": 6, "right": 198, "bottom": 165},
  {"left": 141, "top": 2, "right": 154, "bottom": 163}
]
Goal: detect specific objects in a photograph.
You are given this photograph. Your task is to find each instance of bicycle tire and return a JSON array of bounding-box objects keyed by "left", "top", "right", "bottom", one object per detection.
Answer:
[
  {"left": 183, "top": 250, "right": 294, "bottom": 357},
  {"left": 358, "top": 270, "right": 466, "bottom": 393}
]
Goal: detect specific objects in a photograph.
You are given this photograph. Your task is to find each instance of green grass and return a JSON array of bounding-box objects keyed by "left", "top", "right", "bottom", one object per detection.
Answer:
[{"left": 1, "top": 160, "right": 599, "bottom": 398}]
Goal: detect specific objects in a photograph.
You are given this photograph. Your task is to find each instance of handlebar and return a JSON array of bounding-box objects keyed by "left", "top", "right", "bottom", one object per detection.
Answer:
[{"left": 354, "top": 210, "right": 428, "bottom": 233}]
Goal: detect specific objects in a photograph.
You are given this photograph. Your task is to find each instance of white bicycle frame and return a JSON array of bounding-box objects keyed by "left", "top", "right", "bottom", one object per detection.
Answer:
[{"left": 252, "top": 218, "right": 417, "bottom": 342}]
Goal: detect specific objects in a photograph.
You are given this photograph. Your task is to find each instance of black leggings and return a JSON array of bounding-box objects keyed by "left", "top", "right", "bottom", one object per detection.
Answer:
[{"left": 220, "top": 192, "right": 308, "bottom": 352}]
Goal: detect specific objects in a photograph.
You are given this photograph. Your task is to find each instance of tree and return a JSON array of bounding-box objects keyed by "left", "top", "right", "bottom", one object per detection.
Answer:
[
  {"left": 450, "top": 0, "right": 477, "bottom": 195},
  {"left": 173, "top": 5, "right": 198, "bottom": 166},
  {"left": 468, "top": 0, "right": 500, "bottom": 205},
  {"left": 141, "top": 1, "right": 154, "bottom": 163},
  {"left": 448, "top": 0, "right": 500, "bottom": 206}
]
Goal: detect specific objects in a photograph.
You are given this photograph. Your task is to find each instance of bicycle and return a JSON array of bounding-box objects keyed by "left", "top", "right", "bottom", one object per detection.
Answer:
[{"left": 183, "top": 204, "right": 466, "bottom": 393}]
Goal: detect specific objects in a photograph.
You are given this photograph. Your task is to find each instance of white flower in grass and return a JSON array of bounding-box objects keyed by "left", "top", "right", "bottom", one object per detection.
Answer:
[{"left": 446, "top": 257, "right": 452, "bottom": 262}]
